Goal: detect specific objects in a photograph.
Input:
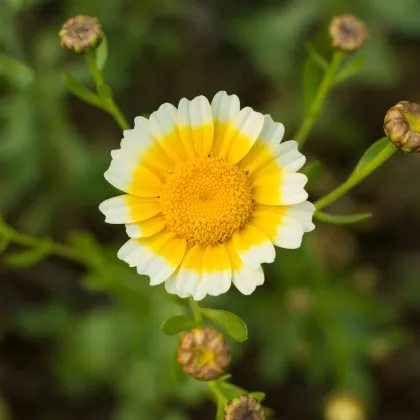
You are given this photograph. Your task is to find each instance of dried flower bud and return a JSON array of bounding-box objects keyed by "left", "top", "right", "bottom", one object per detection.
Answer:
[
  {"left": 384, "top": 101, "right": 420, "bottom": 153},
  {"left": 224, "top": 395, "right": 265, "bottom": 420},
  {"left": 329, "top": 15, "right": 368, "bottom": 52},
  {"left": 59, "top": 15, "right": 103, "bottom": 54},
  {"left": 324, "top": 392, "right": 365, "bottom": 420},
  {"left": 177, "top": 328, "right": 231, "bottom": 381}
]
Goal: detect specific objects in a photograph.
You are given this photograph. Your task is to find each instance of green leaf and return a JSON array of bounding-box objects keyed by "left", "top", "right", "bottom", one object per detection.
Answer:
[
  {"left": 63, "top": 72, "right": 104, "bottom": 109},
  {"left": 306, "top": 43, "right": 328, "bottom": 69},
  {"left": 216, "top": 374, "right": 232, "bottom": 383},
  {"left": 4, "top": 243, "right": 50, "bottom": 267},
  {"left": 335, "top": 57, "right": 365, "bottom": 85},
  {"left": 97, "top": 83, "right": 114, "bottom": 103},
  {"left": 302, "top": 54, "right": 324, "bottom": 115},
  {"left": 0, "top": 53, "right": 34, "bottom": 89},
  {"left": 351, "top": 137, "right": 390, "bottom": 177},
  {"left": 248, "top": 392, "right": 266, "bottom": 401},
  {"left": 218, "top": 382, "right": 247, "bottom": 399},
  {"left": 315, "top": 211, "right": 372, "bottom": 225},
  {"left": 201, "top": 308, "right": 248, "bottom": 342},
  {"left": 161, "top": 315, "right": 197, "bottom": 335},
  {"left": 303, "top": 160, "right": 323, "bottom": 185},
  {"left": 95, "top": 35, "right": 108, "bottom": 71}
]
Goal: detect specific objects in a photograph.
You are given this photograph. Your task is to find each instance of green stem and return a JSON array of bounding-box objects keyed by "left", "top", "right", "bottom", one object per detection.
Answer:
[
  {"left": 0, "top": 214, "right": 86, "bottom": 265},
  {"left": 208, "top": 381, "right": 228, "bottom": 404},
  {"left": 85, "top": 53, "right": 104, "bottom": 86},
  {"left": 85, "top": 53, "right": 130, "bottom": 131},
  {"left": 107, "top": 100, "right": 130, "bottom": 131},
  {"left": 295, "top": 50, "right": 344, "bottom": 148},
  {"left": 315, "top": 142, "right": 397, "bottom": 211},
  {"left": 189, "top": 296, "right": 203, "bottom": 327}
]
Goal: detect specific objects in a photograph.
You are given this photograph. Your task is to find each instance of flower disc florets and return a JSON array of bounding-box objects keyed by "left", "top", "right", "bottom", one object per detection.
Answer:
[
  {"left": 329, "top": 14, "right": 368, "bottom": 52},
  {"left": 384, "top": 101, "right": 420, "bottom": 153},
  {"left": 224, "top": 395, "right": 265, "bottom": 420},
  {"left": 160, "top": 156, "right": 254, "bottom": 246},
  {"left": 59, "top": 15, "right": 103, "bottom": 54},
  {"left": 177, "top": 327, "right": 231, "bottom": 381}
]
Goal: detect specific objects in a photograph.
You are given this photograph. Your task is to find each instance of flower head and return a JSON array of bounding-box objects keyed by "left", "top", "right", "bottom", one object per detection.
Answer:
[
  {"left": 329, "top": 15, "right": 368, "bottom": 52},
  {"left": 177, "top": 327, "right": 230, "bottom": 380},
  {"left": 324, "top": 392, "right": 365, "bottom": 420},
  {"left": 99, "top": 91, "right": 315, "bottom": 300},
  {"left": 59, "top": 15, "right": 103, "bottom": 54},
  {"left": 224, "top": 395, "right": 265, "bottom": 420},
  {"left": 384, "top": 101, "right": 420, "bottom": 153}
]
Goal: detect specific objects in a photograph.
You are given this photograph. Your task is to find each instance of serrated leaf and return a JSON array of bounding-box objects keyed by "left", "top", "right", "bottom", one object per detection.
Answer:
[
  {"left": 0, "top": 53, "right": 34, "bottom": 89},
  {"left": 95, "top": 36, "right": 108, "bottom": 71},
  {"left": 303, "top": 160, "right": 323, "bottom": 185},
  {"left": 335, "top": 57, "right": 365, "bottom": 85},
  {"left": 4, "top": 243, "right": 50, "bottom": 267},
  {"left": 161, "top": 315, "right": 197, "bottom": 335},
  {"left": 201, "top": 308, "right": 248, "bottom": 342},
  {"left": 248, "top": 392, "right": 266, "bottom": 401},
  {"left": 302, "top": 54, "right": 324, "bottom": 116},
  {"left": 63, "top": 72, "right": 104, "bottom": 109},
  {"left": 315, "top": 211, "right": 372, "bottom": 225},
  {"left": 351, "top": 137, "right": 390, "bottom": 177}
]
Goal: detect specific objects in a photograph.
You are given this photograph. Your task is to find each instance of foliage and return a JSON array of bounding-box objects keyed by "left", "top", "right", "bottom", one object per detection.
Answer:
[{"left": 1, "top": 0, "right": 420, "bottom": 419}]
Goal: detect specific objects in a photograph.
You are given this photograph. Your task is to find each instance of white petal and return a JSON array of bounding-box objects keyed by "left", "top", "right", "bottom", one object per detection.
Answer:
[
  {"left": 226, "top": 107, "right": 265, "bottom": 163},
  {"left": 178, "top": 96, "right": 213, "bottom": 157},
  {"left": 233, "top": 264, "right": 265, "bottom": 295},
  {"left": 176, "top": 245, "right": 204, "bottom": 299},
  {"left": 202, "top": 245, "right": 232, "bottom": 297},
  {"left": 258, "top": 115, "right": 285, "bottom": 149},
  {"left": 279, "top": 173, "right": 309, "bottom": 205},
  {"left": 285, "top": 201, "right": 316, "bottom": 232},
  {"left": 99, "top": 195, "right": 131, "bottom": 224},
  {"left": 104, "top": 155, "right": 162, "bottom": 196},
  {"left": 164, "top": 275, "right": 178, "bottom": 294},
  {"left": 233, "top": 224, "right": 275, "bottom": 269},
  {"left": 136, "top": 234, "right": 187, "bottom": 285},
  {"left": 117, "top": 239, "right": 144, "bottom": 267},
  {"left": 120, "top": 116, "right": 154, "bottom": 154},
  {"left": 149, "top": 103, "right": 187, "bottom": 161},
  {"left": 125, "top": 215, "right": 166, "bottom": 238},
  {"left": 273, "top": 217, "right": 304, "bottom": 249},
  {"left": 273, "top": 140, "right": 306, "bottom": 173},
  {"left": 211, "top": 91, "right": 240, "bottom": 123}
]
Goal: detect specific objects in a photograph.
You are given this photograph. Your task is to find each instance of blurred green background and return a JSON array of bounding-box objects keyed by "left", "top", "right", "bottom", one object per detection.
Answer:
[{"left": 1, "top": 0, "right": 420, "bottom": 419}]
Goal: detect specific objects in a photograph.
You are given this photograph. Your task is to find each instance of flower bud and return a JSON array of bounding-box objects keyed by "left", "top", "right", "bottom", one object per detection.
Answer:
[
  {"left": 329, "top": 15, "right": 368, "bottom": 52},
  {"left": 324, "top": 392, "right": 365, "bottom": 420},
  {"left": 59, "top": 15, "right": 104, "bottom": 54},
  {"left": 177, "top": 327, "right": 231, "bottom": 381},
  {"left": 384, "top": 101, "right": 420, "bottom": 153},
  {"left": 224, "top": 395, "right": 265, "bottom": 420}
]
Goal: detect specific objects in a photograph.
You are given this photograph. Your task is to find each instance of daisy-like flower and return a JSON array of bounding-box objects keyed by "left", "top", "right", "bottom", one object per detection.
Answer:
[{"left": 99, "top": 91, "right": 315, "bottom": 300}]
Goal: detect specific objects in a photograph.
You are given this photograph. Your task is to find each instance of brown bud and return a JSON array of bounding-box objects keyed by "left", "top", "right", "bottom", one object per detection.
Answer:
[
  {"left": 177, "top": 328, "right": 231, "bottom": 381},
  {"left": 324, "top": 392, "right": 365, "bottom": 420},
  {"left": 384, "top": 101, "right": 420, "bottom": 153},
  {"left": 59, "top": 15, "right": 103, "bottom": 54},
  {"left": 224, "top": 395, "right": 265, "bottom": 420},
  {"left": 329, "top": 15, "right": 368, "bottom": 52}
]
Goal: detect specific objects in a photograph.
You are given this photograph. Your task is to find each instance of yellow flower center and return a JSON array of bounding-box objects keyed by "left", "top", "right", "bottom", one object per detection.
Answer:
[{"left": 160, "top": 156, "right": 253, "bottom": 246}]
